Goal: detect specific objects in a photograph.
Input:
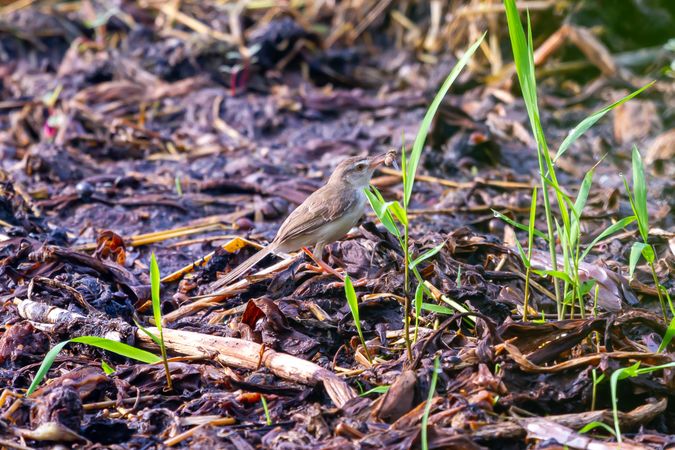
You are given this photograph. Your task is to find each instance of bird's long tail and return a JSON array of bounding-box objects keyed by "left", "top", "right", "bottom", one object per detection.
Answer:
[{"left": 213, "top": 244, "right": 276, "bottom": 290}]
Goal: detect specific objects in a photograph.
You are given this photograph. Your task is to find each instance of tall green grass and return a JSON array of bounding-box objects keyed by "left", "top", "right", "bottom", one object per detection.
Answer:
[
  {"left": 624, "top": 146, "right": 673, "bottom": 320},
  {"left": 503, "top": 0, "right": 653, "bottom": 319},
  {"left": 366, "top": 33, "right": 485, "bottom": 361}
]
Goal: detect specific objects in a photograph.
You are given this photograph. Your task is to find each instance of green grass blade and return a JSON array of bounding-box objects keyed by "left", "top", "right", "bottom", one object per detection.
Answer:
[
  {"left": 421, "top": 356, "right": 440, "bottom": 450},
  {"left": 344, "top": 275, "right": 360, "bottom": 324},
  {"left": 101, "top": 360, "right": 115, "bottom": 375},
  {"left": 533, "top": 269, "right": 574, "bottom": 285},
  {"left": 344, "top": 275, "right": 372, "bottom": 363},
  {"left": 421, "top": 303, "right": 456, "bottom": 315},
  {"left": 505, "top": 0, "right": 539, "bottom": 127},
  {"left": 414, "top": 283, "right": 424, "bottom": 342},
  {"left": 492, "top": 210, "right": 548, "bottom": 240},
  {"left": 365, "top": 187, "right": 401, "bottom": 237},
  {"left": 25, "top": 340, "right": 70, "bottom": 395},
  {"left": 571, "top": 168, "right": 595, "bottom": 248},
  {"left": 410, "top": 242, "right": 445, "bottom": 271},
  {"left": 359, "top": 385, "right": 390, "bottom": 396},
  {"left": 401, "top": 140, "right": 408, "bottom": 207},
  {"left": 26, "top": 336, "right": 160, "bottom": 396},
  {"left": 579, "top": 216, "right": 636, "bottom": 262},
  {"left": 260, "top": 395, "right": 272, "bottom": 425},
  {"left": 527, "top": 186, "right": 538, "bottom": 255},
  {"left": 149, "top": 254, "right": 173, "bottom": 390},
  {"left": 70, "top": 337, "right": 161, "bottom": 363},
  {"left": 579, "top": 421, "right": 616, "bottom": 436},
  {"left": 515, "top": 239, "right": 529, "bottom": 267},
  {"left": 387, "top": 201, "right": 409, "bottom": 226},
  {"left": 629, "top": 242, "right": 652, "bottom": 279},
  {"left": 657, "top": 317, "right": 675, "bottom": 353},
  {"left": 439, "top": 295, "right": 470, "bottom": 315},
  {"left": 554, "top": 83, "right": 654, "bottom": 161},
  {"left": 631, "top": 146, "right": 649, "bottom": 241},
  {"left": 610, "top": 362, "right": 641, "bottom": 443},
  {"left": 134, "top": 319, "right": 161, "bottom": 347},
  {"left": 150, "top": 253, "right": 162, "bottom": 332},
  {"left": 405, "top": 32, "right": 486, "bottom": 205}
]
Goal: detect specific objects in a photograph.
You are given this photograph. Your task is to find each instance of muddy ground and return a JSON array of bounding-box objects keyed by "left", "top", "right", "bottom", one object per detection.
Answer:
[{"left": 0, "top": 1, "right": 674, "bottom": 449}]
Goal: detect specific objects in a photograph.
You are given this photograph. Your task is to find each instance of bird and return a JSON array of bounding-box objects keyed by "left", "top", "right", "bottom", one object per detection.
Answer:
[{"left": 216, "top": 152, "right": 392, "bottom": 287}]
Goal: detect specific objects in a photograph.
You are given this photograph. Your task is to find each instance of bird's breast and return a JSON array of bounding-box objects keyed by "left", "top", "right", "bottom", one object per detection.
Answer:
[{"left": 317, "top": 192, "right": 366, "bottom": 243}]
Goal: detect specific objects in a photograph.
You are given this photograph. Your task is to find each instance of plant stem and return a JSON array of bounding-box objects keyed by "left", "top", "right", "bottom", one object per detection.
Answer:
[
  {"left": 523, "top": 265, "right": 532, "bottom": 321},
  {"left": 403, "top": 223, "right": 413, "bottom": 363},
  {"left": 536, "top": 172, "right": 562, "bottom": 317},
  {"left": 591, "top": 369, "right": 598, "bottom": 411},
  {"left": 648, "top": 260, "right": 671, "bottom": 320},
  {"left": 159, "top": 330, "right": 173, "bottom": 391}
]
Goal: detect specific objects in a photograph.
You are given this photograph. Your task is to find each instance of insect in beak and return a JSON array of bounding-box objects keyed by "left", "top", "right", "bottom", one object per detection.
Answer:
[{"left": 368, "top": 153, "right": 388, "bottom": 169}]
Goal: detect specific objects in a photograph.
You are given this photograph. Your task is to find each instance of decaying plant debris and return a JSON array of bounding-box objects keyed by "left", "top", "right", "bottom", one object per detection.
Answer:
[{"left": 0, "top": 0, "right": 673, "bottom": 448}]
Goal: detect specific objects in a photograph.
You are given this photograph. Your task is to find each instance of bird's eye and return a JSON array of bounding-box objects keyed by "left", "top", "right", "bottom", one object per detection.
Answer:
[{"left": 355, "top": 163, "right": 366, "bottom": 171}]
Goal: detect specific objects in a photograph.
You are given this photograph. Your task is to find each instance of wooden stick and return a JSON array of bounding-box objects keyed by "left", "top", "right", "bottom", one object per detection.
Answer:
[
  {"left": 137, "top": 327, "right": 356, "bottom": 407},
  {"left": 14, "top": 299, "right": 355, "bottom": 408}
]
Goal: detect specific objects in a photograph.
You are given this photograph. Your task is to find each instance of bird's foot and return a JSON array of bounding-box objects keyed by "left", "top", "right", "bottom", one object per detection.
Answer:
[
  {"left": 301, "top": 247, "right": 345, "bottom": 281},
  {"left": 326, "top": 277, "right": 368, "bottom": 289}
]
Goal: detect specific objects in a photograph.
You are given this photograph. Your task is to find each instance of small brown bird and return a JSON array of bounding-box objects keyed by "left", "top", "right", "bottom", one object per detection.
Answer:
[{"left": 217, "top": 152, "right": 390, "bottom": 286}]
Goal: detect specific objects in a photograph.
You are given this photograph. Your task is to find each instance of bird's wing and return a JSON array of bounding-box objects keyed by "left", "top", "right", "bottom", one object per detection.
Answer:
[{"left": 274, "top": 185, "right": 358, "bottom": 244}]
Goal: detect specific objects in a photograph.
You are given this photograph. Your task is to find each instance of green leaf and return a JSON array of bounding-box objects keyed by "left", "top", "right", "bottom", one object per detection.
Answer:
[
  {"left": 505, "top": 0, "right": 542, "bottom": 140},
  {"left": 413, "top": 283, "right": 425, "bottom": 342},
  {"left": 642, "top": 243, "right": 655, "bottom": 263},
  {"left": 570, "top": 168, "right": 594, "bottom": 248},
  {"left": 364, "top": 188, "right": 400, "bottom": 237},
  {"left": 150, "top": 253, "right": 162, "bottom": 332},
  {"left": 405, "top": 32, "right": 486, "bottom": 205},
  {"left": 421, "top": 357, "right": 440, "bottom": 450},
  {"left": 401, "top": 140, "right": 408, "bottom": 206},
  {"left": 344, "top": 275, "right": 359, "bottom": 324},
  {"left": 101, "top": 360, "right": 115, "bottom": 375},
  {"left": 134, "top": 319, "right": 161, "bottom": 347},
  {"left": 26, "top": 341, "right": 69, "bottom": 395},
  {"left": 526, "top": 186, "right": 538, "bottom": 258},
  {"left": 26, "top": 337, "right": 160, "bottom": 396},
  {"left": 631, "top": 146, "right": 649, "bottom": 241},
  {"left": 492, "top": 209, "right": 548, "bottom": 240},
  {"left": 515, "top": 239, "right": 529, "bottom": 267},
  {"left": 579, "top": 421, "right": 616, "bottom": 436},
  {"left": 533, "top": 269, "right": 574, "bottom": 285},
  {"left": 344, "top": 275, "right": 372, "bottom": 363},
  {"left": 414, "top": 283, "right": 424, "bottom": 319},
  {"left": 260, "top": 395, "right": 271, "bottom": 425},
  {"left": 421, "top": 303, "right": 456, "bottom": 315},
  {"left": 592, "top": 372, "right": 606, "bottom": 386},
  {"left": 554, "top": 83, "right": 654, "bottom": 161},
  {"left": 579, "top": 215, "right": 636, "bottom": 262},
  {"left": 387, "top": 201, "right": 408, "bottom": 226},
  {"left": 658, "top": 316, "right": 675, "bottom": 353},
  {"left": 410, "top": 242, "right": 445, "bottom": 271},
  {"left": 610, "top": 362, "right": 641, "bottom": 443},
  {"left": 69, "top": 337, "right": 161, "bottom": 363},
  {"left": 439, "top": 295, "right": 470, "bottom": 315},
  {"left": 359, "top": 385, "right": 390, "bottom": 397},
  {"left": 629, "top": 242, "right": 650, "bottom": 279}
]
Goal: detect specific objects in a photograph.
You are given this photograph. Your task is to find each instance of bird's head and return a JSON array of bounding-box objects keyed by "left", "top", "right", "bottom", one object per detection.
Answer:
[{"left": 328, "top": 153, "right": 391, "bottom": 188}]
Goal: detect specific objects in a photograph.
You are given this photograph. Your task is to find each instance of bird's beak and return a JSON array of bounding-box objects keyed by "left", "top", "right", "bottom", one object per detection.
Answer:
[{"left": 368, "top": 152, "right": 389, "bottom": 169}]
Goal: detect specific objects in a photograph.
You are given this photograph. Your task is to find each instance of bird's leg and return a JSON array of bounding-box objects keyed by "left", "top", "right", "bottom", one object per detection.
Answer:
[{"left": 301, "top": 244, "right": 345, "bottom": 281}]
